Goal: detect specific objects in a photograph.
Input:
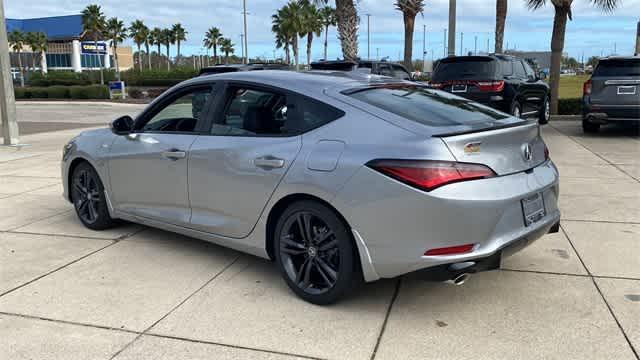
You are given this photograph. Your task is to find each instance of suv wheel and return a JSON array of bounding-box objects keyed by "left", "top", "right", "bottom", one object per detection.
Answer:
[
  {"left": 511, "top": 101, "right": 522, "bottom": 118},
  {"left": 539, "top": 97, "right": 550, "bottom": 124},
  {"left": 274, "top": 200, "right": 359, "bottom": 305},
  {"left": 582, "top": 119, "right": 600, "bottom": 133}
]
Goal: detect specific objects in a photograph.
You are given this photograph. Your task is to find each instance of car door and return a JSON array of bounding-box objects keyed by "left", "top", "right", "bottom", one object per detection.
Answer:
[
  {"left": 107, "top": 84, "right": 217, "bottom": 226},
  {"left": 187, "top": 83, "right": 302, "bottom": 238}
]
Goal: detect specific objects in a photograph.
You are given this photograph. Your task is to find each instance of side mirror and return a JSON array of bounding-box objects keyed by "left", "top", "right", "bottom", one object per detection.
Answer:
[{"left": 110, "top": 115, "right": 134, "bottom": 135}]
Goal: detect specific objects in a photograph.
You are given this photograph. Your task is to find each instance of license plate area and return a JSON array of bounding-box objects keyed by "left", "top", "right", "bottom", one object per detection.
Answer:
[
  {"left": 617, "top": 86, "right": 637, "bottom": 95},
  {"left": 452, "top": 84, "right": 468, "bottom": 93},
  {"left": 521, "top": 193, "right": 546, "bottom": 227}
]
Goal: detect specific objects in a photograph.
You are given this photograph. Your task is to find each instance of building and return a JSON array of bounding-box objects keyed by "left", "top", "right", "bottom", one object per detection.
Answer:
[{"left": 5, "top": 14, "right": 133, "bottom": 73}]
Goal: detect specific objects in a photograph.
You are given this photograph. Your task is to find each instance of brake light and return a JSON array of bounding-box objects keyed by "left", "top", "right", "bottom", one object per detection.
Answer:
[
  {"left": 476, "top": 80, "right": 505, "bottom": 92},
  {"left": 425, "top": 243, "right": 476, "bottom": 256},
  {"left": 367, "top": 160, "right": 496, "bottom": 192},
  {"left": 583, "top": 79, "right": 592, "bottom": 96}
]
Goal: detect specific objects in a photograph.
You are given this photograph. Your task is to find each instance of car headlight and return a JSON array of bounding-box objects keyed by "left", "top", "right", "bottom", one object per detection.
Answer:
[{"left": 62, "top": 141, "right": 75, "bottom": 160}]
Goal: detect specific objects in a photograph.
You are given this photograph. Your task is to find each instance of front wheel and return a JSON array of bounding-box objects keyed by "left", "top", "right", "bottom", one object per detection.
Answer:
[
  {"left": 511, "top": 101, "right": 522, "bottom": 119},
  {"left": 274, "top": 201, "right": 358, "bottom": 305},
  {"left": 71, "top": 162, "right": 116, "bottom": 230}
]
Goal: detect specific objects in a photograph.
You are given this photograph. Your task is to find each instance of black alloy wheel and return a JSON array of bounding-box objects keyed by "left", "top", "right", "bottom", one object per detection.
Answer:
[
  {"left": 71, "top": 162, "right": 115, "bottom": 230},
  {"left": 275, "top": 201, "right": 357, "bottom": 304}
]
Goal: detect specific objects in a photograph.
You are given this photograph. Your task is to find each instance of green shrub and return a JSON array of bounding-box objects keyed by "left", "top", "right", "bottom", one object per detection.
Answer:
[
  {"left": 557, "top": 98, "right": 582, "bottom": 115},
  {"left": 69, "top": 85, "right": 110, "bottom": 99},
  {"left": 27, "top": 71, "right": 91, "bottom": 86},
  {"left": 47, "top": 86, "right": 71, "bottom": 99},
  {"left": 14, "top": 87, "right": 29, "bottom": 99},
  {"left": 120, "top": 67, "right": 197, "bottom": 86},
  {"left": 30, "top": 87, "right": 49, "bottom": 99}
]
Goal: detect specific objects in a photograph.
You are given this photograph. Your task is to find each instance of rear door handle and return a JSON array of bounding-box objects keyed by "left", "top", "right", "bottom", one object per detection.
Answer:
[
  {"left": 254, "top": 156, "right": 285, "bottom": 169},
  {"left": 161, "top": 149, "right": 187, "bottom": 160}
]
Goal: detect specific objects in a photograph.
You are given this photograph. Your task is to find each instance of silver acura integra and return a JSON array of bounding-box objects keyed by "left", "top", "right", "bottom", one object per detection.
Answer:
[{"left": 62, "top": 71, "right": 560, "bottom": 304}]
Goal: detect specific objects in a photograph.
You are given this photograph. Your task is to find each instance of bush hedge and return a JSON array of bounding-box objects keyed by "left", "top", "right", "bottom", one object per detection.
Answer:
[
  {"left": 14, "top": 85, "right": 110, "bottom": 100},
  {"left": 120, "top": 68, "right": 198, "bottom": 86},
  {"left": 557, "top": 98, "right": 582, "bottom": 115}
]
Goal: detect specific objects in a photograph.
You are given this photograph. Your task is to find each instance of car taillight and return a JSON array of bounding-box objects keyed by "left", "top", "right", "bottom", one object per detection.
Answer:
[
  {"left": 429, "top": 82, "right": 444, "bottom": 89},
  {"left": 367, "top": 160, "right": 496, "bottom": 192},
  {"left": 476, "top": 80, "right": 505, "bottom": 92},
  {"left": 583, "top": 79, "right": 592, "bottom": 96},
  {"left": 424, "top": 243, "right": 476, "bottom": 256}
]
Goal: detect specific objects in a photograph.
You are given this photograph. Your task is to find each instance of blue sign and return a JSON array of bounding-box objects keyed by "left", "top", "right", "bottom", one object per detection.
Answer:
[
  {"left": 109, "top": 81, "right": 126, "bottom": 99},
  {"left": 81, "top": 42, "right": 107, "bottom": 54}
]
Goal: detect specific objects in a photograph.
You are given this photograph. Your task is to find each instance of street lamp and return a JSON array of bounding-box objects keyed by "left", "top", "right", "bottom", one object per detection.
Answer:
[{"left": 366, "top": 14, "right": 371, "bottom": 60}]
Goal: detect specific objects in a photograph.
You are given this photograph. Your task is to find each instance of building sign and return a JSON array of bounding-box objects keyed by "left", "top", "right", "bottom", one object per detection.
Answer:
[
  {"left": 81, "top": 42, "right": 107, "bottom": 54},
  {"left": 109, "top": 81, "right": 126, "bottom": 99}
]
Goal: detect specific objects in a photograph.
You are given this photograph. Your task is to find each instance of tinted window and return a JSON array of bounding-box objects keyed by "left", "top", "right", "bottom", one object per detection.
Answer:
[
  {"left": 500, "top": 60, "right": 513, "bottom": 77},
  {"left": 379, "top": 64, "right": 394, "bottom": 77},
  {"left": 293, "top": 97, "right": 345, "bottom": 132},
  {"left": 211, "top": 87, "right": 290, "bottom": 136},
  {"left": 593, "top": 59, "right": 640, "bottom": 77},
  {"left": 432, "top": 58, "right": 498, "bottom": 82},
  {"left": 514, "top": 61, "right": 527, "bottom": 79},
  {"left": 523, "top": 61, "right": 535, "bottom": 78},
  {"left": 347, "top": 85, "right": 509, "bottom": 127},
  {"left": 141, "top": 87, "right": 213, "bottom": 133},
  {"left": 392, "top": 65, "right": 412, "bottom": 80}
]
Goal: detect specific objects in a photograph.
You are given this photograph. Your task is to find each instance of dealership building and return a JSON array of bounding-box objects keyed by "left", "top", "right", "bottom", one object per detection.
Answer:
[{"left": 5, "top": 15, "right": 133, "bottom": 73}]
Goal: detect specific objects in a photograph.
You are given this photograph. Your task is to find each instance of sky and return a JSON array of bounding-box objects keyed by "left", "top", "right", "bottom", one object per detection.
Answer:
[{"left": 5, "top": 0, "right": 640, "bottom": 62}]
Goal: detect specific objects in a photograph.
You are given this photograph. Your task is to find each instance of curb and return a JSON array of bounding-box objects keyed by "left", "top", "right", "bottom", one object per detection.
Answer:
[
  {"left": 16, "top": 101, "right": 148, "bottom": 106},
  {"left": 550, "top": 115, "right": 581, "bottom": 121}
]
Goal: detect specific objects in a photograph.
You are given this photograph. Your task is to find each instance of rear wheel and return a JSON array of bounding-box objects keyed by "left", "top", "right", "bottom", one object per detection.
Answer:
[
  {"left": 582, "top": 119, "right": 600, "bottom": 133},
  {"left": 274, "top": 200, "right": 358, "bottom": 305},
  {"left": 511, "top": 101, "right": 522, "bottom": 118},
  {"left": 538, "top": 97, "right": 550, "bottom": 124},
  {"left": 71, "top": 162, "right": 116, "bottom": 230}
]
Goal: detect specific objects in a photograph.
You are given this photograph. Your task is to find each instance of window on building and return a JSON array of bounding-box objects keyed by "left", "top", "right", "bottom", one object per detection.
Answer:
[{"left": 46, "top": 54, "right": 72, "bottom": 68}]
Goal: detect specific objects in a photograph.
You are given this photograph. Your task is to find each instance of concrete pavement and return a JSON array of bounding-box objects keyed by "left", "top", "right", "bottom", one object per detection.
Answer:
[{"left": 0, "top": 109, "right": 638, "bottom": 359}]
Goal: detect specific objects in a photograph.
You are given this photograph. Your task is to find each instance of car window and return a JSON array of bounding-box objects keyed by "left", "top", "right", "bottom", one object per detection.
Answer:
[
  {"left": 432, "top": 58, "right": 498, "bottom": 82},
  {"left": 523, "top": 61, "right": 535, "bottom": 78},
  {"left": 379, "top": 64, "right": 394, "bottom": 77},
  {"left": 291, "top": 96, "right": 345, "bottom": 133},
  {"left": 347, "top": 85, "right": 509, "bottom": 127},
  {"left": 593, "top": 59, "right": 640, "bottom": 77},
  {"left": 141, "top": 87, "right": 213, "bottom": 133},
  {"left": 514, "top": 60, "right": 527, "bottom": 79},
  {"left": 500, "top": 60, "right": 513, "bottom": 77},
  {"left": 392, "top": 65, "right": 412, "bottom": 80},
  {"left": 211, "top": 87, "right": 291, "bottom": 136}
]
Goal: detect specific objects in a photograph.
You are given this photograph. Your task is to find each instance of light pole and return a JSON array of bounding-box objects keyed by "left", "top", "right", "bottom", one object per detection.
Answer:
[
  {"left": 240, "top": 34, "right": 245, "bottom": 61},
  {"left": 0, "top": 1, "right": 19, "bottom": 145},
  {"left": 376, "top": 47, "right": 380, "bottom": 60},
  {"left": 474, "top": 35, "right": 477, "bottom": 55},
  {"left": 242, "top": 0, "right": 249, "bottom": 64},
  {"left": 460, "top": 32, "right": 463, "bottom": 56},
  {"left": 447, "top": 0, "right": 456, "bottom": 57},
  {"left": 422, "top": 25, "right": 427, "bottom": 73},
  {"left": 366, "top": 14, "right": 371, "bottom": 60},
  {"left": 443, "top": 29, "right": 447, "bottom": 57}
]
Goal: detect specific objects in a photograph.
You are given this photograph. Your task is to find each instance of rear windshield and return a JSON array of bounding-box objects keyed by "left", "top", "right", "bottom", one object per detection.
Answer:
[
  {"left": 347, "top": 85, "right": 510, "bottom": 127},
  {"left": 593, "top": 60, "right": 640, "bottom": 77},
  {"left": 432, "top": 58, "right": 498, "bottom": 82}
]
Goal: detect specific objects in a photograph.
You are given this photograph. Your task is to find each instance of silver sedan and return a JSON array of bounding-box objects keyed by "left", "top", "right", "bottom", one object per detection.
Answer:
[{"left": 62, "top": 71, "right": 560, "bottom": 304}]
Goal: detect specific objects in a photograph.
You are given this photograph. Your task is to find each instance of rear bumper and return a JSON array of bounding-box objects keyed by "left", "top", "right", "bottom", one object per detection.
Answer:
[{"left": 583, "top": 103, "right": 640, "bottom": 122}]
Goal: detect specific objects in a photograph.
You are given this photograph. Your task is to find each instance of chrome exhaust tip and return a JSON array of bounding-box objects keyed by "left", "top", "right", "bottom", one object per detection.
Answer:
[{"left": 447, "top": 273, "right": 471, "bottom": 286}]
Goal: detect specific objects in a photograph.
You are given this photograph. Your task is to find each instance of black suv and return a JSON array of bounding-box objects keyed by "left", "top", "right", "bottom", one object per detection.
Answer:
[
  {"left": 430, "top": 55, "right": 550, "bottom": 124},
  {"left": 582, "top": 56, "right": 640, "bottom": 133},
  {"left": 310, "top": 60, "right": 413, "bottom": 80}
]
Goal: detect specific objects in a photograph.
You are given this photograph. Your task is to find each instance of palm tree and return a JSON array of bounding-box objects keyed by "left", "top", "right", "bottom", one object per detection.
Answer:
[
  {"left": 334, "top": 0, "right": 359, "bottom": 61},
  {"left": 495, "top": 0, "right": 507, "bottom": 53},
  {"left": 104, "top": 17, "right": 127, "bottom": 79},
  {"left": 129, "top": 20, "right": 148, "bottom": 71},
  {"left": 81, "top": 4, "right": 107, "bottom": 84},
  {"left": 300, "top": 1, "right": 323, "bottom": 66},
  {"left": 526, "top": 0, "right": 619, "bottom": 115},
  {"left": 162, "top": 28, "right": 175, "bottom": 70},
  {"left": 25, "top": 32, "right": 48, "bottom": 74},
  {"left": 203, "top": 27, "right": 222, "bottom": 65},
  {"left": 144, "top": 31, "right": 152, "bottom": 70},
  {"left": 272, "top": 11, "right": 291, "bottom": 64},
  {"left": 219, "top": 38, "right": 235, "bottom": 64},
  {"left": 273, "top": 2, "right": 303, "bottom": 70},
  {"left": 395, "top": 0, "right": 424, "bottom": 71},
  {"left": 8, "top": 29, "right": 25, "bottom": 87},
  {"left": 319, "top": 6, "right": 337, "bottom": 60},
  {"left": 150, "top": 27, "right": 163, "bottom": 69},
  {"left": 172, "top": 23, "right": 187, "bottom": 65}
]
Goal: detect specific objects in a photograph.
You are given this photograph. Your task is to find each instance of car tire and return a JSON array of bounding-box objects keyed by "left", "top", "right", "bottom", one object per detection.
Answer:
[
  {"left": 274, "top": 200, "right": 359, "bottom": 305},
  {"left": 70, "top": 162, "right": 116, "bottom": 230},
  {"left": 538, "top": 97, "right": 550, "bottom": 124},
  {"left": 511, "top": 101, "right": 522, "bottom": 118},
  {"left": 582, "top": 119, "right": 600, "bottom": 133}
]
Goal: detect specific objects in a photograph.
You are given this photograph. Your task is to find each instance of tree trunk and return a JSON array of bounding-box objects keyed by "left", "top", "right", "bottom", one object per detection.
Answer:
[
  {"left": 177, "top": 41, "right": 181, "bottom": 66},
  {"left": 307, "top": 33, "right": 313, "bottom": 66},
  {"left": 96, "top": 38, "right": 104, "bottom": 85},
  {"left": 495, "top": 0, "right": 507, "bottom": 53},
  {"left": 293, "top": 40, "right": 299, "bottom": 71},
  {"left": 17, "top": 51, "right": 24, "bottom": 87},
  {"left": 137, "top": 44, "right": 142, "bottom": 71},
  {"left": 549, "top": 5, "right": 569, "bottom": 115},
  {"left": 114, "top": 43, "right": 120, "bottom": 81},
  {"left": 166, "top": 45, "right": 170, "bottom": 71},
  {"left": 285, "top": 42, "right": 290, "bottom": 65},
  {"left": 403, "top": 13, "right": 415, "bottom": 71},
  {"left": 213, "top": 44, "right": 218, "bottom": 65},
  {"left": 324, "top": 24, "right": 329, "bottom": 60},
  {"left": 157, "top": 44, "right": 162, "bottom": 69},
  {"left": 335, "top": 0, "right": 358, "bottom": 61},
  {"left": 145, "top": 43, "right": 151, "bottom": 70}
]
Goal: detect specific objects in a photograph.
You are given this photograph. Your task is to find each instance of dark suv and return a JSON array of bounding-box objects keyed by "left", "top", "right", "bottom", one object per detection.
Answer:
[
  {"left": 310, "top": 60, "right": 413, "bottom": 80},
  {"left": 582, "top": 56, "right": 640, "bottom": 133},
  {"left": 430, "top": 55, "right": 550, "bottom": 124}
]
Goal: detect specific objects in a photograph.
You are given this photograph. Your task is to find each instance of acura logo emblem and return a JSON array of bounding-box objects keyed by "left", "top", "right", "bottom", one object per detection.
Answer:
[{"left": 522, "top": 143, "right": 533, "bottom": 162}]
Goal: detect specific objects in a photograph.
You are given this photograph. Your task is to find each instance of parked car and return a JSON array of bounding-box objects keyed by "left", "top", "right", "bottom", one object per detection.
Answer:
[
  {"left": 582, "top": 56, "right": 640, "bottom": 133},
  {"left": 199, "top": 63, "right": 289, "bottom": 76},
  {"left": 62, "top": 71, "right": 560, "bottom": 304},
  {"left": 430, "top": 55, "right": 551, "bottom": 124},
  {"left": 310, "top": 59, "right": 413, "bottom": 80}
]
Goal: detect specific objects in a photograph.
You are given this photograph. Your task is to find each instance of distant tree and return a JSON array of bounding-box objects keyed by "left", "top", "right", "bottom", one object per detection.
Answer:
[
  {"left": 586, "top": 56, "right": 599, "bottom": 68},
  {"left": 272, "top": 10, "right": 292, "bottom": 65},
  {"left": 319, "top": 6, "right": 337, "bottom": 60},
  {"left": 129, "top": 20, "right": 149, "bottom": 71},
  {"left": 395, "top": 0, "right": 425, "bottom": 71},
  {"left": 334, "top": 0, "right": 359, "bottom": 61},
  {"left": 219, "top": 38, "right": 235, "bottom": 64},
  {"left": 150, "top": 27, "right": 163, "bottom": 69},
  {"left": 104, "top": 17, "right": 127, "bottom": 79},
  {"left": 25, "top": 32, "right": 48, "bottom": 74},
  {"left": 172, "top": 23, "right": 188, "bottom": 64},
  {"left": 204, "top": 27, "right": 223, "bottom": 65},
  {"left": 561, "top": 56, "right": 580, "bottom": 69},
  {"left": 161, "top": 28, "right": 175, "bottom": 70},
  {"left": 81, "top": 4, "right": 107, "bottom": 84},
  {"left": 8, "top": 29, "right": 25, "bottom": 87},
  {"left": 273, "top": 1, "right": 304, "bottom": 70},
  {"left": 300, "top": 1, "right": 323, "bottom": 66}
]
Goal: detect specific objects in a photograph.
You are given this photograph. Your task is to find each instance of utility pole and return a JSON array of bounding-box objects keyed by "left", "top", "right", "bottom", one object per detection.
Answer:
[
  {"left": 240, "top": 34, "right": 245, "bottom": 61},
  {"left": 0, "top": 1, "right": 19, "bottom": 145},
  {"left": 614, "top": 42, "right": 617, "bottom": 55},
  {"left": 460, "top": 32, "right": 463, "bottom": 56},
  {"left": 366, "top": 14, "right": 371, "bottom": 59},
  {"left": 242, "top": 0, "right": 249, "bottom": 64},
  {"left": 447, "top": 0, "right": 456, "bottom": 57},
  {"left": 443, "top": 29, "right": 447, "bottom": 57},
  {"left": 474, "top": 35, "right": 478, "bottom": 55},
  {"left": 422, "top": 25, "right": 427, "bottom": 73},
  {"left": 487, "top": 34, "right": 490, "bottom": 53},
  {"left": 376, "top": 47, "right": 380, "bottom": 60}
]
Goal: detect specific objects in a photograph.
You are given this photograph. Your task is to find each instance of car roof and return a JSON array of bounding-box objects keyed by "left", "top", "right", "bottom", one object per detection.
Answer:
[
  {"left": 598, "top": 55, "right": 640, "bottom": 61},
  {"left": 184, "top": 70, "right": 405, "bottom": 98}
]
